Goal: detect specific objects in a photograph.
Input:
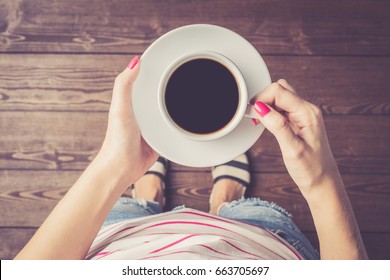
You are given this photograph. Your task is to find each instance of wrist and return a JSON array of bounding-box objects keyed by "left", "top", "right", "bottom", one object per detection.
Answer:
[
  {"left": 92, "top": 150, "right": 133, "bottom": 193},
  {"left": 301, "top": 171, "right": 345, "bottom": 204},
  {"left": 297, "top": 155, "right": 343, "bottom": 198}
]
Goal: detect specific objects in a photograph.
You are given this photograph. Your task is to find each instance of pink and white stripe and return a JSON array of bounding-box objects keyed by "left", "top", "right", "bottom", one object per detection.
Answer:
[{"left": 87, "top": 208, "right": 302, "bottom": 260}]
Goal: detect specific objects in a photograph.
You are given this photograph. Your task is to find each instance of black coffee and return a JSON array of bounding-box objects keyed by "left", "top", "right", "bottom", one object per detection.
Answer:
[{"left": 165, "top": 59, "right": 239, "bottom": 135}]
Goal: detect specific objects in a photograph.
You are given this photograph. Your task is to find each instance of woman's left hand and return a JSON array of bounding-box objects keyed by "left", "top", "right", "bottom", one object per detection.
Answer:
[
  {"left": 98, "top": 56, "right": 158, "bottom": 185},
  {"left": 15, "top": 57, "right": 159, "bottom": 260}
]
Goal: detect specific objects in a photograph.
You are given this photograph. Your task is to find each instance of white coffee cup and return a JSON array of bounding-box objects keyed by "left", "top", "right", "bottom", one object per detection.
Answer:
[{"left": 157, "top": 50, "right": 259, "bottom": 142}]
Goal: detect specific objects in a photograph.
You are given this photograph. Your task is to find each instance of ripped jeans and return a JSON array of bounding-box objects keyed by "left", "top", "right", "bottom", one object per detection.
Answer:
[{"left": 103, "top": 197, "right": 319, "bottom": 260}]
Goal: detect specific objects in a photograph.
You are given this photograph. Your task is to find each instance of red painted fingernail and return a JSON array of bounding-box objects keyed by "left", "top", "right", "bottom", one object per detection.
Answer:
[
  {"left": 251, "top": 118, "right": 261, "bottom": 126},
  {"left": 254, "top": 101, "right": 271, "bottom": 117},
  {"left": 127, "top": 56, "right": 139, "bottom": 70}
]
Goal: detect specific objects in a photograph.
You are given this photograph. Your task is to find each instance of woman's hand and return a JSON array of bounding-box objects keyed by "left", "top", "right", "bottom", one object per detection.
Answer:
[
  {"left": 252, "top": 79, "right": 342, "bottom": 197},
  {"left": 253, "top": 80, "right": 367, "bottom": 259},
  {"left": 15, "top": 57, "right": 159, "bottom": 259},
  {"left": 98, "top": 56, "right": 158, "bottom": 186}
]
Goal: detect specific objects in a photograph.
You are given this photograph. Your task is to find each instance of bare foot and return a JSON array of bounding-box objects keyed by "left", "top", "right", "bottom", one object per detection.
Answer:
[
  {"left": 132, "top": 174, "right": 164, "bottom": 208},
  {"left": 209, "top": 178, "right": 245, "bottom": 214}
]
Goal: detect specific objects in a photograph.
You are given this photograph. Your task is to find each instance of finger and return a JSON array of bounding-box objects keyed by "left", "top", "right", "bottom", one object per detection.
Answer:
[
  {"left": 251, "top": 118, "right": 261, "bottom": 126},
  {"left": 113, "top": 56, "right": 140, "bottom": 95},
  {"left": 252, "top": 82, "right": 305, "bottom": 114},
  {"left": 277, "top": 79, "right": 296, "bottom": 93},
  {"left": 111, "top": 56, "right": 140, "bottom": 110},
  {"left": 254, "top": 101, "right": 300, "bottom": 153}
]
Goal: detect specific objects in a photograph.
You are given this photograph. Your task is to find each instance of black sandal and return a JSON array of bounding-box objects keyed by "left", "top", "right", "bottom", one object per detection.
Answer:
[
  {"left": 211, "top": 153, "right": 251, "bottom": 201},
  {"left": 131, "top": 156, "right": 169, "bottom": 206}
]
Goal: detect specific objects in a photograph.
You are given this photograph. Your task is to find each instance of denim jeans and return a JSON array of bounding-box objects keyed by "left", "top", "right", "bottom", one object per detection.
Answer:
[{"left": 103, "top": 197, "right": 319, "bottom": 259}]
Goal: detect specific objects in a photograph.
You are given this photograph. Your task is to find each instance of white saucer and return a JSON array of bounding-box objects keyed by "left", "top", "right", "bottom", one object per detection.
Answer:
[{"left": 133, "top": 24, "right": 271, "bottom": 167}]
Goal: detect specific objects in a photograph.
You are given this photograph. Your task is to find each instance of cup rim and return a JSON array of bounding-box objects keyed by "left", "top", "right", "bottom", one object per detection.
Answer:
[{"left": 158, "top": 50, "right": 248, "bottom": 142}]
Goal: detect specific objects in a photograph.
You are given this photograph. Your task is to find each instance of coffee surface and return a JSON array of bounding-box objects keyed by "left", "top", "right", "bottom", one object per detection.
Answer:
[{"left": 165, "top": 59, "right": 239, "bottom": 134}]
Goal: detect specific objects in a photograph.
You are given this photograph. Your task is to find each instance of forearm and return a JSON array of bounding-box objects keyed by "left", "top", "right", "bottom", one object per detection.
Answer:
[
  {"left": 15, "top": 152, "right": 131, "bottom": 259},
  {"left": 304, "top": 174, "right": 368, "bottom": 259}
]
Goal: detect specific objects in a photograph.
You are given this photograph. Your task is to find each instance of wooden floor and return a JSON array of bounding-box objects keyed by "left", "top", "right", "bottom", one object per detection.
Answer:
[{"left": 1, "top": 0, "right": 389, "bottom": 259}]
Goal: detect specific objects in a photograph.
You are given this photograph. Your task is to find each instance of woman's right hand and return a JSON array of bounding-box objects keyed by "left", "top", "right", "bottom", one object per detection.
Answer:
[
  {"left": 253, "top": 80, "right": 368, "bottom": 259},
  {"left": 252, "top": 79, "right": 342, "bottom": 198}
]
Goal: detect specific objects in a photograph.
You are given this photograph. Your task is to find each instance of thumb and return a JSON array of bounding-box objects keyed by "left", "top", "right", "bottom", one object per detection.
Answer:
[
  {"left": 111, "top": 56, "right": 140, "bottom": 111},
  {"left": 254, "top": 101, "right": 300, "bottom": 153}
]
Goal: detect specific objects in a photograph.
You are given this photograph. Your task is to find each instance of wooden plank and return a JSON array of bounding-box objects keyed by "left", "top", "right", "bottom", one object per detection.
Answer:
[
  {"left": 0, "top": 111, "right": 105, "bottom": 170},
  {"left": 266, "top": 56, "right": 390, "bottom": 116},
  {"left": 0, "top": 170, "right": 80, "bottom": 226},
  {"left": 0, "top": 110, "right": 389, "bottom": 174},
  {"left": 1, "top": 170, "right": 389, "bottom": 232},
  {"left": 0, "top": 55, "right": 117, "bottom": 112},
  {"left": 0, "top": 0, "right": 389, "bottom": 55},
  {"left": 1, "top": 229, "right": 389, "bottom": 260},
  {"left": 1, "top": 55, "right": 390, "bottom": 115},
  {"left": 0, "top": 227, "right": 37, "bottom": 260}
]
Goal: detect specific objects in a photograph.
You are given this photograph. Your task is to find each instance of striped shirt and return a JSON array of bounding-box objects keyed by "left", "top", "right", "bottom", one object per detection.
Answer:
[{"left": 87, "top": 208, "right": 302, "bottom": 260}]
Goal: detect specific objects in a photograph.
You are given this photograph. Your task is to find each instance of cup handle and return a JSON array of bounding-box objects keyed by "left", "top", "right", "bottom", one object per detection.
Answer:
[{"left": 244, "top": 104, "right": 260, "bottom": 120}]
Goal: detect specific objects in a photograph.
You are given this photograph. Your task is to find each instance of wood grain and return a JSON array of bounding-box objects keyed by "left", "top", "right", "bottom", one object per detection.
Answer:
[
  {"left": 0, "top": 111, "right": 388, "bottom": 174},
  {"left": 1, "top": 170, "right": 389, "bottom": 232},
  {"left": 0, "top": 170, "right": 79, "bottom": 227},
  {"left": 1, "top": 0, "right": 389, "bottom": 261},
  {"left": 0, "top": 227, "right": 37, "bottom": 260},
  {"left": 0, "top": 0, "right": 389, "bottom": 55},
  {"left": 0, "top": 54, "right": 389, "bottom": 115},
  {"left": 0, "top": 111, "right": 105, "bottom": 170}
]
